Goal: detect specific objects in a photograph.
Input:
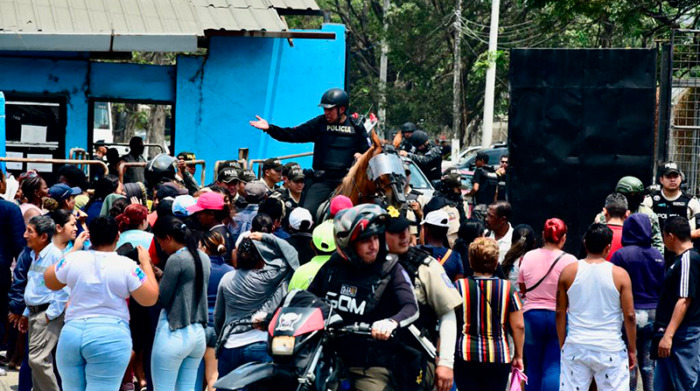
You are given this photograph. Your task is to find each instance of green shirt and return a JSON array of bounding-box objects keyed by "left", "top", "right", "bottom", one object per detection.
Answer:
[{"left": 288, "top": 255, "right": 331, "bottom": 291}]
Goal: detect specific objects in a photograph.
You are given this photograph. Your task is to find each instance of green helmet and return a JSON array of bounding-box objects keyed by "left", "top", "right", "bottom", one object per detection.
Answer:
[
  {"left": 312, "top": 220, "right": 336, "bottom": 254},
  {"left": 615, "top": 176, "right": 644, "bottom": 194},
  {"left": 333, "top": 204, "right": 388, "bottom": 266}
]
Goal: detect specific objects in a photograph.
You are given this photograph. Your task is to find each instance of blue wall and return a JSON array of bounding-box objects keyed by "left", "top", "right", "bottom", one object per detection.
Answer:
[
  {"left": 175, "top": 23, "right": 346, "bottom": 171},
  {"left": 0, "top": 23, "right": 346, "bottom": 179}
]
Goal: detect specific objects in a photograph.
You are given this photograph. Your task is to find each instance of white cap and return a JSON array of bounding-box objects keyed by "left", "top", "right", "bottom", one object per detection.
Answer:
[
  {"left": 289, "top": 207, "right": 314, "bottom": 231},
  {"left": 421, "top": 210, "right": 450, "bottom": 227}
]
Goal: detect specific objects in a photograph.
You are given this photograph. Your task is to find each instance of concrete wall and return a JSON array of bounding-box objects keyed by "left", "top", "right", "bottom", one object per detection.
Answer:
[
  {"left": 175, "top": 23, "right": 346, "bottom": 172},
  {"left": 0, "top": 23, "right": 346, "bottom": 179}
]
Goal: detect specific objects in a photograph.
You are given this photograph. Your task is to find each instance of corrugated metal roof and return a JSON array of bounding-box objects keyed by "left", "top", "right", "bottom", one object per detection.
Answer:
[
  {"left": 267, "top": 0, "right": 319, "bottom": 13},
  {"left": 0, "top": 0, "right": 320, "bottom": 51}
]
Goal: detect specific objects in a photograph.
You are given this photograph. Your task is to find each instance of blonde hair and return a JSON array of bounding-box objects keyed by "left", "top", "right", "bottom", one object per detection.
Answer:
[{"left": 468, "top": 237, "right": 499, "bottom": 273}]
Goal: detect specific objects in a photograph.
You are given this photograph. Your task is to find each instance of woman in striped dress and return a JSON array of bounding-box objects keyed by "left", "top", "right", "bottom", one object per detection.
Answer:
[{"left": 454, "top": 237, "right": 525, "bottom": 391}]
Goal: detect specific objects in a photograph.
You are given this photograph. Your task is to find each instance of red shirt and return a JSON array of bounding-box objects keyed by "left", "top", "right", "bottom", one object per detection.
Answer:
[{"left": 606, "top": 224, "right": 624, "bottom": 261}]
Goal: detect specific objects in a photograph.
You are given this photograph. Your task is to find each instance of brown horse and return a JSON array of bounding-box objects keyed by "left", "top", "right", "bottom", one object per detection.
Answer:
[{"left": 336, "top": 130, "right": 404, "bottom": 206}]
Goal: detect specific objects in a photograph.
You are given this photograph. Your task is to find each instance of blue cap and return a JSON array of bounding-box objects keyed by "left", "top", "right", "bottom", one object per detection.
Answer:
[
  {"left": 172, "top": 195, "right": 196, "bottom": 217},
  {"left": 48, "top": 183, "right": 82, "bottom": 202}
]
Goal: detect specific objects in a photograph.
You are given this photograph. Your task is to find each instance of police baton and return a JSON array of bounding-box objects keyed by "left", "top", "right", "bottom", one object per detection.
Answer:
[{"left": 408, "top": 324, "right": 437, "bottom": 360}]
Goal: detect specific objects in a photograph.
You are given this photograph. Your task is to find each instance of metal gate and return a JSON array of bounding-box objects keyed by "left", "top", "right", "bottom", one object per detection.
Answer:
[{"left": 666, "top": 29, "right": 700, "bottom": 196}]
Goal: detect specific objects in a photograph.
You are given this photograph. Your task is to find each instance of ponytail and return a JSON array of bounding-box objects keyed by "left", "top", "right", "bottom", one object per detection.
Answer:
[
  {"left": 153, "top": 215, "right": 204, "bottom": 302},
  {"left": 502, "top": 224, "right": 536, "bottom": 276}
]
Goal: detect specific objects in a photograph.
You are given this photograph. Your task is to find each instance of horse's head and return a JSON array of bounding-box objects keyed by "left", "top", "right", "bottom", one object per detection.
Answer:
[
  {"left": 337, "top": 129, "right": 407, "bottom": 209},
  {"left": 367, "top": 131, "right": 408, "bottom": 209}
]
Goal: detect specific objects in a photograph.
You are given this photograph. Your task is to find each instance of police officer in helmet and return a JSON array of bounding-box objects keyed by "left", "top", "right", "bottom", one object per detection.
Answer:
[
  {"left": 399, "top": 122, "right": 418, "bottom": 152},
  {"left": 399, "top": 130, "right": 442, "bottom": 182},
  {"left": 250, "top": 88, "right": 370, "bottom": 219},
  {"left": 307, "top": 204, "right": 419, "bottom": 390}
]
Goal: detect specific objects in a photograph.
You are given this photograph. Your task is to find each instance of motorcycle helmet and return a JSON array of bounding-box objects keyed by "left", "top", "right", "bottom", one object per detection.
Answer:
[
  {"left": 312, "top": 220, "right": 336, "bottom": 254},
  {"left": 409, "top": 130, "right": 429, "bottom": 148},
  {"left": 318, "top": 88, "right": 349, "bottom": 109},
  {"left": 145, "top": 153, "right": 178, "bottom": 189},
  {"left": 333, "top": 204, "right": 388, "bottom": 267}
]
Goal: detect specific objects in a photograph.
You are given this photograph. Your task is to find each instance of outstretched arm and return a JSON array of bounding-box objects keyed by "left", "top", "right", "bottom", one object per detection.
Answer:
[{"left": 251, "top": 115, "right": 320, "bottom": 143}]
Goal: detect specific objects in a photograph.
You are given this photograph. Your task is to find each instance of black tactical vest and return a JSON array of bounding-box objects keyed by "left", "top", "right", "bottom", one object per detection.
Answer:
[
  {"left": 313, "top": 117, "right": 368, "bottom": 179},
  {"left": 650, "top": 191, "right": 693, "bottom": 229}
]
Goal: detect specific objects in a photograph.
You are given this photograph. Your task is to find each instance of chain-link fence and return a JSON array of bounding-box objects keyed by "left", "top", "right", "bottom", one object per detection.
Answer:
[{"left": 668, "top": 30, "right": 700, "bottom": 196}]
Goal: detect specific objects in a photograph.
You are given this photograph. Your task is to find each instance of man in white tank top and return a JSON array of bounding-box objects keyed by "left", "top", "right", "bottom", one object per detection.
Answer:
[{"left": 556, "top": 223, "right": 637, "bottom": 391}]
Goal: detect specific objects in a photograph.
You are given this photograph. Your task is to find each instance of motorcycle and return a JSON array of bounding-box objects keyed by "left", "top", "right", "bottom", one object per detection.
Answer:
[{"left": 214, "top": 290, "right": 372, "bottom": 391}]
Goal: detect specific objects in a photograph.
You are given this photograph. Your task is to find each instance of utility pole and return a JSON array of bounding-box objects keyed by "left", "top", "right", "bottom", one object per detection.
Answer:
[
  {"left": 482, "top": 0, "right": 500, "bottom": 148},
  {"left": 451, "top": 0, "right": 462, "bottom": 163},
  {"left": 378, "top": 0, "right": 390, "bottom": 139}
]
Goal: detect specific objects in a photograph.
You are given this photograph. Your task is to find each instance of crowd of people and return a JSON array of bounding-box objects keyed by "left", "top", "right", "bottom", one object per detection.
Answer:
[{"left": 0, "top": 89, "right": 699, "bottom": 391}]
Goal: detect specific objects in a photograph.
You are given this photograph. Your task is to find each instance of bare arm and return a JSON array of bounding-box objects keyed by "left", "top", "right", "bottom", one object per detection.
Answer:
[
  {"left": 556, "top": 265, "right": 574, "bottom": 349},
  {"left": 43, "top": 265, "right": 66, "bottom": 291},
  {"left": 509, "top": 309, "right": 525, "bottom": 370},
  {"left": 616, "top": 267, "right": 637, "bottom": 369},
  {"left": 659, "top": 298, "right": 691, "bottom": 358},
  {"left": 130, "top": 247, "right": 159, "bottom": 307}
]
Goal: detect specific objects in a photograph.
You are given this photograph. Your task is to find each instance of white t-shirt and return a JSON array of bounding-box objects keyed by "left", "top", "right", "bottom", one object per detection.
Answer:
[{"left": 55, "top": 250, "right": 147, "bottom": 322}]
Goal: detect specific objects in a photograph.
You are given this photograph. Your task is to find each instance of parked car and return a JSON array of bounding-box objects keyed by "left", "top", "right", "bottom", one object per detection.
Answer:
[{"left": 441, "top": 145, "right": 482, "bottom": 171}]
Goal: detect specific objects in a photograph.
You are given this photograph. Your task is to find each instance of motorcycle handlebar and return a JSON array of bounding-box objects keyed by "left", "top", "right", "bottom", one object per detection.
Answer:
[{"left": 335, "top": 323, "right": 373, "bottom": 335}]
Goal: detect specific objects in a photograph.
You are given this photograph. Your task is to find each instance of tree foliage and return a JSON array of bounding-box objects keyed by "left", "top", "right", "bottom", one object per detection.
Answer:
[{"left": 290, "top": 0, "right": 700, "bottom": 145}]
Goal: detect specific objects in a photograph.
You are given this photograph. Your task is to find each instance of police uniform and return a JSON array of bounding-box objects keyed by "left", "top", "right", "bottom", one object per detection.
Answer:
[
  {"left": 406, "top": 145, "right": 442, "bottom": 182},
  {"left": 642, "top": 191, "right": 700, "bottom": 231},
  {"left": 397, "top": 247, "right": 462, "bottom": 389},
  {"left": 264, "top": 115, "right": 370, "bottom": 216},
  {"left": 643, "top": 190, "right": 700, "bottom": 264}
]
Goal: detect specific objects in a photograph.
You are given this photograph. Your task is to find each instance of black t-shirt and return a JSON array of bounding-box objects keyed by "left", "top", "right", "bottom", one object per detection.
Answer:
[
  {"left": 655, "top": 248, "right": 700, "bottom": 329},
  {"left": 472, "top": 166, "right": 498, "bottom": 206},
  {"left": 286, "top": 233, "right": 314, "bottom": 265}
]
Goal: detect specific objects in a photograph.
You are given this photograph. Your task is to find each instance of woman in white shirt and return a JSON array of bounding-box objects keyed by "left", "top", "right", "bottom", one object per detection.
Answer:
[{"left": 44, "top": 216, "right": 159, "bottom": 391}]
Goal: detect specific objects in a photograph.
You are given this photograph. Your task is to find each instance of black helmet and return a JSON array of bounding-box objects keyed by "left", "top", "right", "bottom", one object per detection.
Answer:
[
  {"left": 401, "top": 122, "right": 417, "bottom": 133},
  {"left": 145, "top": 153, "right": 178, "bottom": 188},
  {"left": 319, "top": 88, "right": 349, "bottom": 109},
  {"left": 334, "top": 204, "right": 388, "bottom": 268},
  {"left": 409, "top": 130, "right": 429, "bottom": 148}
]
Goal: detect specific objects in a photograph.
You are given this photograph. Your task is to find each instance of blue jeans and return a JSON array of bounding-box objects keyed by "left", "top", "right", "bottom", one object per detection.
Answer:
[
  {"left": 631, "top": 309, "right": 655, "bottom": 391},
  {"left": 217, "top": 342, "right": 272, "bottom": 379},
  {"left": 523, "top": 310, "right": 560, "bottom": 391},
  {"left": 654, "top": 325, "right": 700, "bottom": 391},
  {"left": 151, "top": 310, "right": 206, "bottom": 391},
  {"left": 56, "top": 317, "right": 132, "bottom": 391}
]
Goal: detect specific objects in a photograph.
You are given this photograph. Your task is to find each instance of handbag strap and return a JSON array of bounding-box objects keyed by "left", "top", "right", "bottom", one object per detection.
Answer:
[{"left": 524, "top": 252, "right": 566, "bottom": 293}]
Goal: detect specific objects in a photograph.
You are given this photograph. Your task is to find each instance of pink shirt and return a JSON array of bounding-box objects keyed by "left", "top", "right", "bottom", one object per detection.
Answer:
[{"left": 517, "top": 248, "right": 577, "bottom": 312}]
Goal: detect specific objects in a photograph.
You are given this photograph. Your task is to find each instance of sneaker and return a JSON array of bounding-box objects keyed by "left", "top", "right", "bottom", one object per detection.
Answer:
[{"left": 0, "top": 367, "right": 7, "bottom": 376}]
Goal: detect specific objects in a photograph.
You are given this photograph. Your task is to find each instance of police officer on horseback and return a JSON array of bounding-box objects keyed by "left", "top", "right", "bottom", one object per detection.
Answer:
[
  {"left": 307, "top": 204, "right": 419, "bottom": 390},
  {"left": 250, "top": 88, "right": 371, "bottom": 218}
]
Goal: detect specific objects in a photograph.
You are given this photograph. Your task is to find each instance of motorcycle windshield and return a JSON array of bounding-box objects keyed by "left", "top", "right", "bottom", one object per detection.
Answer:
[{"left": 368, "top": 153, "right": 405, "bottom": 181}]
